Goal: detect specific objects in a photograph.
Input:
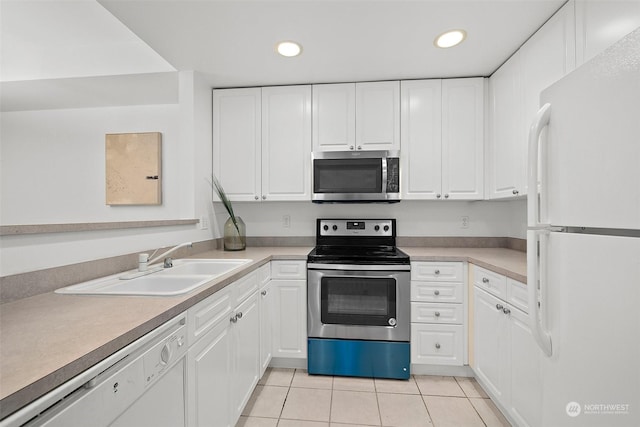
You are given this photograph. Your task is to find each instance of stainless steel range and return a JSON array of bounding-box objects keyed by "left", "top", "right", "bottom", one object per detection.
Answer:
[{"left": 307, "top": 218, "right": 411, "bottom": 380}]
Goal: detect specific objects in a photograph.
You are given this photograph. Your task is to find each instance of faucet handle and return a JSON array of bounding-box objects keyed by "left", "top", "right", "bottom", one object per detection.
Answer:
[
  {"left": 138, "top": 253, "right": 149, "bottom": 272},
  {"left": 163, "top": 257, "right": 173, "bottom": 268}
]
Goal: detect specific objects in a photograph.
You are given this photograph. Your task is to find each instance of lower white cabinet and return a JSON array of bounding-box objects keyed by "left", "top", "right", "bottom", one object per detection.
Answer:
[
  {"left": 187, "top": 271, "right": 261, "bottom": 427},
  {"left": 472, "top": 266, "right": 542, "bottom": 427},
  {"left": 271, "top": 261, "right": 307, "bottom": 359},
  {"left": 258, "top": 265, "right": 273, "bottom": 377},
  {"left": 411, "top": 262, "right": 466, "bottom": 367}
]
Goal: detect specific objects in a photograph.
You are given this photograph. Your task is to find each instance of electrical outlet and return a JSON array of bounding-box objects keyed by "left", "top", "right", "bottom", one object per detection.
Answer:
[
  {"left": 199, "top": 215, "right": 209, "bottom": 230},
  {"left": 282, "top": 214, "right": 291, "bottom": 228},
  {"left": 461, "top": 216, "right": 469, "bottom": 229}
]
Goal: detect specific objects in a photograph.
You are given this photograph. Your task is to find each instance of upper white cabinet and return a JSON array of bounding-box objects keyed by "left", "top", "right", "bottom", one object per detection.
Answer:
[
  {"left": 213, "top": 85, "right": 311, "bottom": 202},
  {"left": 575, "top": 0, "right": 640, "bottom": 66},
  {"left": 312, "top": 81, "right": 400, "bottom": 152},
  {"left": 212, "top": 88, "right": 262, "bottom": 201},
  {"left": 401, "top": 78, "right": 484, "bottom": 200},
  {"left": 487, "top": 1, "right": 575, "bottom": 199}
]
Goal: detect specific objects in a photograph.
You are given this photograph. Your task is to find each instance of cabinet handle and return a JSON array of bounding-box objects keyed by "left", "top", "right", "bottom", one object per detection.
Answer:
[
  {"left": 254, "top": 196, "right": 259, "bottom": 200},
  {"left": 349, "top": 145, "right": 354, "bottom": 150},
  {"left": 230, "top": 314, "right": 238, "bottom": 323},
  {"left": 434, "top": 269, "right": 440, "bottom": 275},
  {"left": 261, "top": 290, "right": 267, "bottom": 296},
  {"left": 357, "top": 146, "right": 362, "bottom": 150},
  {"left": 436, "top": 194, "right": 442, "bottom": 199},
  {"left": 435, "top": 311, "right": 441, "bottom": 317},
  {"left": 513, "top": 189, "right": 519, "bottom": 195},
  {"left": 236, "top": 311, "right": 243, "bottom": 319},
  {"left": 482, "top": 277, "right": 489, "bottom": 283},
  {"left": 435, "top": 343, "right": 441, "bottom": 349},
  {"left": 262, "top": 195, "right": 266, "bottom": 200},
  {"left": 496, "top": 304, "right": 503, "bottom": 311},
  {"left": 444, "top": 194, "right": 449, "bottom": 199},
  {"left": 434, "top": 290, "right": 440, "bottom": 296},
  {"left": 503, "top": 308, "right": 511, "bottom": 315}
]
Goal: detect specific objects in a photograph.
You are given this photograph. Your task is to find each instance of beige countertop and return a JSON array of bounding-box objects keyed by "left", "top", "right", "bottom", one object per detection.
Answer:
[{"left": 0, "top": 246, "right": 525, "bottom": 419}]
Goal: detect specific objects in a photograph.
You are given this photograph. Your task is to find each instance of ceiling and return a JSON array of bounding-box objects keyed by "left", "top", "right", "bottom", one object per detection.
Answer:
[{"left": 1, "top": 0, "right": 566, "bottom": 106}]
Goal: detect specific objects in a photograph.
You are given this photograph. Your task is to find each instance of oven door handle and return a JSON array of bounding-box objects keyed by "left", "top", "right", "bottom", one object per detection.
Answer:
[{"left": 307, "top": 263, "right": 411, "bottom": 271}]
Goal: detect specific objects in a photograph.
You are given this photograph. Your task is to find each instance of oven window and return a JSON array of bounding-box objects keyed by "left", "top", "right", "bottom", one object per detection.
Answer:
[
  {"left": 313, "top": 158, "right": 382, "bottom": 193},
  {"left": 320, "top": 276, "right": 396, "bottom": 326}
]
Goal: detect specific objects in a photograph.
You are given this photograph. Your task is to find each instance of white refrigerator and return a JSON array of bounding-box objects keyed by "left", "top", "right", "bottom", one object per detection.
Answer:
[{"left": 527, "top": 28, "right": 640, "bottom": 426}]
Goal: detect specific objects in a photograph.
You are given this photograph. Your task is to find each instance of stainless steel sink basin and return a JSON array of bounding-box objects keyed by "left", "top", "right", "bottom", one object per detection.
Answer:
[{"left": 56, "top": 258, "right": 252, "bottom": 296}]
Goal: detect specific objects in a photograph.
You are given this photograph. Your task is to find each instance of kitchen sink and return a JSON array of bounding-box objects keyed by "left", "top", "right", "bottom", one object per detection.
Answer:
[{"left": 56, "top": 258, "right": 252, "bottom": 296}]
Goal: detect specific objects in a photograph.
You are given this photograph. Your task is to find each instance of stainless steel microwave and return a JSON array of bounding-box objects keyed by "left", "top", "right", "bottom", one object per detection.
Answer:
[{"left": 311, "top": 150, "right": 401, "bottom": 203}]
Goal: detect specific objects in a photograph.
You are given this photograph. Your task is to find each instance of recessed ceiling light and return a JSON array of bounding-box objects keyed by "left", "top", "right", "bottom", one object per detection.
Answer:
[
  {"left": 276, "top": 41, "right": 302, "bottom": 57},
  {"left": 434, "top": 30, "right": 467, "bottom": 48}
]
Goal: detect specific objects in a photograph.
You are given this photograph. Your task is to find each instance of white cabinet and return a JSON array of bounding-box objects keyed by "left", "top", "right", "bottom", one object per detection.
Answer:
[
  {"left": 401, "top": 78, "right": 484, "bottom": 200},
  {"left": 411, "top": 262, "right": 466, "bottom": 366},
  {"left": 261, "top": 85, "right": 312, "bottom": 201},
  {"left": 212, "top": 88, "right": 261, "bottom": 201},
  {"left": 487, "top": 1, "right": 575, "bottom": 199},
  {"left": 312, "top": 81, "right": 400, "bottom": 152},
  {"left": 270, "top": 261, "right": 307, "bottom": 359},
  {"left": 187, "top": 272, "right": 261, "bottom": 427},
  {"left": 213, "top": 85, "right": 311, "bottom": 201},
  {"left": 575, "top": 0, "right": 640, "bottom": 67},
  {"left": 258, "top": 263, "right": 273, "bottom": 377},
  {"left": 472, "top": 266, "right": 542, "bottom": 427}
]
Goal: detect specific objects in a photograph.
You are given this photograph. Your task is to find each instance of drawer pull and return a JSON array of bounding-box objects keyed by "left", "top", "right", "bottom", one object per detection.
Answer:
[
  {"left": 434, "top": 311, "right": 441, "bottom": 317},
  {"left": 434, "top": 269, "right": 440, "bottom": 275},
  {"left": 261, "top": 290, "right": 267, "bottom": 296},
  {"left": 496, "top": 304, "right": 503, "bottom": 310},
  {"left": 434, "top": 290, "right": 440, "bottom": 296},
  {"left": 503, "top": 308, "right": 511, "bottom": 315},
  {"left": 435, "top": 343, "right": 441, "bottom": 349},
  {"left": 482, "top": 277, "right": 489, "bottom": 283}
]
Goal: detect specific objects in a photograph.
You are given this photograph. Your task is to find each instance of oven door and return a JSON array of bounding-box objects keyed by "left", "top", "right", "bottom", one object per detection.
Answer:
[{"left": 307, "top": 267, "right": 410, "bottom": 342}]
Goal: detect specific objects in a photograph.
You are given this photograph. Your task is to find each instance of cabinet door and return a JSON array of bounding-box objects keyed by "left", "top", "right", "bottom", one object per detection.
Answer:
[
  {"left": 187, "top": 319, "right": 232, "bottom": 427},
  {"left": 508, "top": 306, "right": 542, "bottom": 427},
  {"left": 259, "top": 281, "right": 273, "bottom": 377},
  {"left": 271, "top": 279, "right": 307, "bottom": 359},
  {"left": 355, "top": 81, "right": 400, "bottom": 151},
  {"left": 400, "top": 79, "right": 442, "bottom": 199},
  {"left": 312, "top": 83, "right": 355, "bottom": 151},
  {"left": 212, "top": 88, "right": 261, "bottom": 201},
  {"left": 231, "top": 292, "right": 260, "bottom": 424},
  {"left": 441, "top": 78, "right": 484, "bottom": 200},
  {"left": 261, "top": 85, "right": 312, "bottom": 201},
  {"left": 473, "top": 287, "right": 509, "bottom": 403},
  {"left": 575, "top": 0, "right": 640, "bottom": 66},
  {"left": 487, "top": 52, "right": 523, "bottom": 199}
]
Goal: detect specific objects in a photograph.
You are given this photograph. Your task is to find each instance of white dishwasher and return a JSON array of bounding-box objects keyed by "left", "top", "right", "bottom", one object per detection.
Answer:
[{"left": 1, "top": 313, "right": 188, "bottom": 427}]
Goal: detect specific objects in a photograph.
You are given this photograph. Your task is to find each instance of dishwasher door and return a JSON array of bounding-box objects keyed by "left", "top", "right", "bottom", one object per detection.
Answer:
[{"left": 13, "top": 316, "right": 188, "bottom": 427}]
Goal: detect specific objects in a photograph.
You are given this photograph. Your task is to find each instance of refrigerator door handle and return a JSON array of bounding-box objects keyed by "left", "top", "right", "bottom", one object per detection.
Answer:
[
  {"left": 527, "top": 103, "right": 551, "bottom": 228},
  {"left": 527, "top": 229, "right": 553, "bottom": 357}
]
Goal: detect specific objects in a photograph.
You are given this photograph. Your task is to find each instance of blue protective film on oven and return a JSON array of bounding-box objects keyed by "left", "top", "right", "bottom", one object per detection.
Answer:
[{"left": 307, "top": 338, "right": 410, "bottom": 380}]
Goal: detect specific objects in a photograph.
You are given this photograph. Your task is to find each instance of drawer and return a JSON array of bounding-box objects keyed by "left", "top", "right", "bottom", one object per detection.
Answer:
[
  {"left": 188, "top": 285, "right": 234, "bottom": 343},
  {"left": 411, "top": 323, "right": 464, "bottom": 366},
  {"left": 411, "top": 281, "right": 463, "bottom": 303},
  {"left": 411, "top": 262, "right": 464, "bottom": 282},
  {"left": 232, "top": 271, "right": 258, "bottom": 306},
  {"left": 257, "top": 262, "right": 271, "bottom": 288},
  {"left": 507, "top": 278, "right": 529, "bottom": 314},
  {"left": 271, "top": 260, "right": 306, "bottom": 280},
  {"left": 472, "top": 265, "right": 507, "bottom": 300},
  {"left": 411, "top": 302, "right": 464, "bottom": 324}
]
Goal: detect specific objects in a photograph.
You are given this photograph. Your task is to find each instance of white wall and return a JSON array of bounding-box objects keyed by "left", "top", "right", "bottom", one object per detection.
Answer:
[
  {"left": 0, "top": 71, "right": 217, "bottom": 276},
  {"left": 216, "top": 199, "right": 527, "bottom": 240}
]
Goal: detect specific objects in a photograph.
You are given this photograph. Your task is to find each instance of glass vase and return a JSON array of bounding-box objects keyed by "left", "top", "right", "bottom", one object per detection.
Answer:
[{"left": 224, "top": 216, "right": 246, "bottom": 251}]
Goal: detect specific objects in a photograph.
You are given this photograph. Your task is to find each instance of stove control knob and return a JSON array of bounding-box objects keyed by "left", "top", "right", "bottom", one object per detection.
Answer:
[
  {"left": 383, "top": 225, "right": 390, "bottom": 232},
  {"left": 388, "top": 318, "right": 397, "bottom": 326},
  {"left": 374, "top": 225, "right": 380, "bottom": 231},
  {"left": 332, "top": 225, "right": 338, "bottom": 231},
  {"left": 323, "top": 225, "right": 329, "bottom": 231}
]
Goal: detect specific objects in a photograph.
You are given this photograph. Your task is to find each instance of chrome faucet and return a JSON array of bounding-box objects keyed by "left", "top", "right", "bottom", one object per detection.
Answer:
[{"left": 139, "top": 242, "right": 193, "bottom": 272}]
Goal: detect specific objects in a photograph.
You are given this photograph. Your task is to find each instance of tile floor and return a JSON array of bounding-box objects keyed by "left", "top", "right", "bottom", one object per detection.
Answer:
[{"left": 237, "top": 368, "right": 511, "bottom": 427}]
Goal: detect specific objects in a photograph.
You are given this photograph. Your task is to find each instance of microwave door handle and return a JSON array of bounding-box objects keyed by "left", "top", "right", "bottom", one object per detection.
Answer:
[{"left": 382, "top": 157, "right": 388, "bottom": 192}]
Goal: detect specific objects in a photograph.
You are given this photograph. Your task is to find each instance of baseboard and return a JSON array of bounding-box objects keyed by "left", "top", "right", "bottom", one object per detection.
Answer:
[
  {"left": 411, "top": 364, "right": 474, "bottom": 377},
  {"left": 269, "top": 357, "right": 307, "bottom": 370}
]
